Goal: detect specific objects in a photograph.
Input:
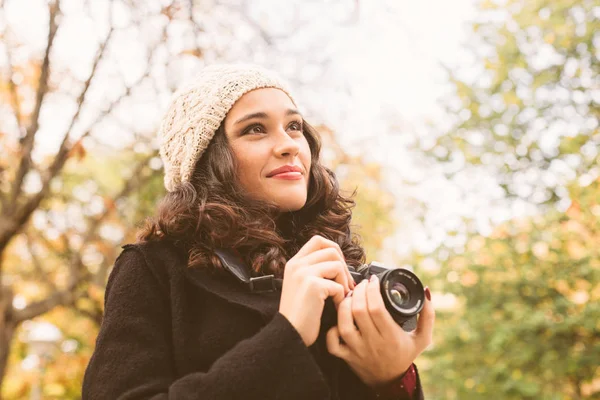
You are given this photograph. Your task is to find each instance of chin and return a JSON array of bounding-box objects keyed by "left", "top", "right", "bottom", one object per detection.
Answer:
[{"left": 276, "top": 197, "right": 307, "bottom": 212}]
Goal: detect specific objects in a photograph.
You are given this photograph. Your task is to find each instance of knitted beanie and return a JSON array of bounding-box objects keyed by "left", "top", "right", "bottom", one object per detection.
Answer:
[{"left": 158, "top": 63, "right": 297, "bottom": 192}]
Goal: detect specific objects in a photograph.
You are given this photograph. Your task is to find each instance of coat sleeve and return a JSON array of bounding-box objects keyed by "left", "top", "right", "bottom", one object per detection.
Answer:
[
  {"left": 82, "top": 247, "right": 328, "bottom": 400},
  {"left": 333, "top": 356, "right": 424, "bottom": 400},
  {"left": 368, "top": 364, "right": 425, "bottom": 400}
]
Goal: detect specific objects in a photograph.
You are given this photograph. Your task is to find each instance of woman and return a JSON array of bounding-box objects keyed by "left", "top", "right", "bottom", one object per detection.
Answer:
[{"left": 82, "top": 64, "right": 435, "bottom": 400}]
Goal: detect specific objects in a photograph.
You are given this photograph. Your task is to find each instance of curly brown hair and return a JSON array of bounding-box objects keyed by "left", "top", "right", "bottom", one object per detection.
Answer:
[{"left": 137, "top": 120, "right": 365, "bottom": 277}]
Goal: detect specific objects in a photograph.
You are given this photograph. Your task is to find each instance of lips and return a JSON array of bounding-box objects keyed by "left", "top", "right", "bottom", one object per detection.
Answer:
[{"left": 266, "top": 165, "right": 303, "bottom": 177}]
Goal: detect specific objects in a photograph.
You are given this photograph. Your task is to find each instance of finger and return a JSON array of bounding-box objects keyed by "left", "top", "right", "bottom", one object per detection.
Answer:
[
  {"left": 351, "top": 280, "right": 378, "bottom": 338},
  {"left": 300, "top": 248, "right": 354, "bottom": 291},
  {"left": 326, "top": 326, "right": 351, "bottom": 359},
  {"left": 294, "top": 235, "right": 345, "bottom": 261},
  {"left": 310, "top": 261, "right": 350, "bottom": 294},
  {"left": 413, "top": 286, "right": 435, "bottom": 351},
  {"left": 337, "top": 296, "right": 362, "bottom": 348},
  {"left": 300, "top": 248, "right": 345, "bottom": 268},
  {"left": 317, "top": 278, "right": 346, "bottom": 307},
  {"left": 346, "top": 263, "right": 356, "bottom": 289},
  {"left": 365, "top": 275, "right": 397, "bottom": 336}
]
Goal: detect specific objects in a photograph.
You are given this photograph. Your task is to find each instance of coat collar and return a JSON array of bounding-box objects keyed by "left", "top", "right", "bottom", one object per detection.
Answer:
[
  {"left": 133, "top": 241, "right": 282, "bottom": 322},
  {"left": 184, "top": 263, "right": 281, "bottom": 322}
]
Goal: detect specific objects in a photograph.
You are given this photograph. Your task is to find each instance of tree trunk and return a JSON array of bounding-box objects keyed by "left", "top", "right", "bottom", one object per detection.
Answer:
[{"left": 0, "top": 286, "right": 16, "bottom": 399}]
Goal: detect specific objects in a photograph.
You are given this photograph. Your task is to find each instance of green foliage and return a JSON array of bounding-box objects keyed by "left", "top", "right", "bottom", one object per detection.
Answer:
[
  {"left": 422, "top": 180, "right": 600, "bottom": 399},
  {"left": 419, "top": 0, "right": 600, "bottom": 398},
  {"left": 2, "top": 149, "right": 162, "bottom": 399},
  {"left": 430, "top": 0, "right": 599, "bottom": 206},
  {"left": 342, "top": 162, "right": 396, "bottom": 261}
]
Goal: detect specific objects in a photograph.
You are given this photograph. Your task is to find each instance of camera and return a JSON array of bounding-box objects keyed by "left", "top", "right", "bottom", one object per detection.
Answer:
[{"left": 348, "top": 262, "right": 425, "bottom": 332}]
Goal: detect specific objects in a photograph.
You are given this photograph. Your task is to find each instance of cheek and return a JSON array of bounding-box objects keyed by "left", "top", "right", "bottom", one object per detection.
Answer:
[
  {"left": 237, "top": 158, "right": 259, "bottom": 185},
  {"left": 232, "top": 147, "right": 266, "bottom": 189},
  {"left": 301, "top": 142, "right": 312, "bottom": 172}
]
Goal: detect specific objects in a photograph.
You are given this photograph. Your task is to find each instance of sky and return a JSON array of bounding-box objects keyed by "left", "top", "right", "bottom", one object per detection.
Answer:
[{"left": 3, "top": 0, "right": 478, "bottom": 144}]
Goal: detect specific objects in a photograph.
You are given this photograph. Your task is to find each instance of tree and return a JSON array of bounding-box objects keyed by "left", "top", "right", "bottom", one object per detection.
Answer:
[
  {"left": 417, "top": 0, "right": 600, "bottom": 398},
  {"left": 429, "top": 0, "right": 599, "bottom": 208},
  {"left": 0, "top": 0, "right": 275, "bottom": 390},
  {"left": 422, "top": 179, "right": 599, "bottom": 399}
]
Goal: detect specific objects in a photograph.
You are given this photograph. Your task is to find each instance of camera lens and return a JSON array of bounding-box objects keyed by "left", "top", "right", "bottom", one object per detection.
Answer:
[
  {"left": 390, "top": 282, "right": 410, "bottom": 307},
  {"left": 379, "top": 268, "right": 424, "bottom": 317}
]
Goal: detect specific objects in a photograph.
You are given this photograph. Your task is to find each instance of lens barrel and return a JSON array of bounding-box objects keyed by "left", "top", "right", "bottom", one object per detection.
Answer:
[{"left": 377, "top": 268, "right": 425, "bottom": 322}]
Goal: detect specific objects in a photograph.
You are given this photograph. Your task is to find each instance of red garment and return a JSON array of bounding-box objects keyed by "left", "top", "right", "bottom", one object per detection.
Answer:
[{"left": 373, "top": 364, "right": 417, "bottom": 399}]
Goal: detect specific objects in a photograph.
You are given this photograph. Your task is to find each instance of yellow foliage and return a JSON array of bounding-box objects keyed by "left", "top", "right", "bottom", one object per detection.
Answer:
[
  {"left": 544, "top": 32, "right": 555, "bottom": 44},
  {"left": 532, "top": 241, "right": 549, "bottom": 259},
  {"left": 464, "top": 378, "right": 475, "bottom": 389},
  {"left": 566, "top": 240, "right": 586, "bottom": 260},
  {"left": 460, "top": 270, "right": 478, "bottom": 287},
  {"left": 448, "top": 256, "right": 468, "bottom": 270},
  {"left": 466, "top": 236, "right": 485, "bottom": 252}
]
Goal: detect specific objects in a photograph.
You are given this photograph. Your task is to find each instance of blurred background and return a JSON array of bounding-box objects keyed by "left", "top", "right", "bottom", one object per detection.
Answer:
[{"left": 0, "top": 0, "right": 598, "bottom": 398}]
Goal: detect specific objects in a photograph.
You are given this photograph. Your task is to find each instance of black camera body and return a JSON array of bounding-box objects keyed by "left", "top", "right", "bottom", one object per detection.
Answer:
[{"left": 348, "top": 261, "right": 425, "bottom": 332}]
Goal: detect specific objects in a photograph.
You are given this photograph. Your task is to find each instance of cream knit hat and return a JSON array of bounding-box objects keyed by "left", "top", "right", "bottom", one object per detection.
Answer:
[{"left": 158, "top": 63, "right": 297, "bottom": 192}]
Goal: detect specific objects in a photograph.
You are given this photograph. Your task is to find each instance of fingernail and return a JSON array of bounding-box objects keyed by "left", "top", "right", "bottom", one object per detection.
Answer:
[
  {"left": 370, "top": 275, "right": 378, "bottom": 283},
  {"left": 345, "top": 290, "right": 353, "bottom": 298},
  {"left": 425, "top": 286, "right": 431, "bottom": 301}
]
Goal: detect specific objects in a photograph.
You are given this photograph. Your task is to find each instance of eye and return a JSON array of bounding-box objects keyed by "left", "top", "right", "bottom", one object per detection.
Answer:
[
  {"left": 242, "top": 123, "right": 266, "bottom": 135},
  {"left": 288, "top": 121, "right": 303, "bottom": 131}
]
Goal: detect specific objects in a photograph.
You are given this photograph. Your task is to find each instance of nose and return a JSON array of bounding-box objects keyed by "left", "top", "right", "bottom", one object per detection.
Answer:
[{"left": 273, "top": 129, "right": 300, "bottom": 158}]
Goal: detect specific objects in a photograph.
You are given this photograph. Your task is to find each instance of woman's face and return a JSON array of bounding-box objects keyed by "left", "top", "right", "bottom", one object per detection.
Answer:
[{"left": 223, "top": 88, "right": 312, "bottom": 212}]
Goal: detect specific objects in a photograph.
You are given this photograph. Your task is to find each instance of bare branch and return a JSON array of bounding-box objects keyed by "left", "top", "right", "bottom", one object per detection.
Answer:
[
  {"left": 60, "top": 233, "right": 82, "bottom": 288},
  {"left": 12, "top": 151, "right": 153, "bottom": 323},
  {"left": 13, "top": 288, "right": 75, "bottom": 323},
  {"left": 0, "top": 60, "right": 154, "bottom": 253},
  {"left": 186, "top": 0, "right": 205, "bottom": 56},
  {"left": 74, "top": 303, "right": 103, "bottom": 327},
  {"left": 62, "top": 27, "right": 115, "bottom": 146},
  {"left": 12, "top": 151, "right": 156, "bottom": 324},
  {"left": 4, "top": 45, "right": 24, "bottom": 135},
  {"left": 90, "top": 153, "right": 156, "bottom": 286},
  {"left": 25, "top": 234, "right": 57, "bottom": 291},
  {"left": 8, "top": 0, "right": 61, "bottom": 212}
]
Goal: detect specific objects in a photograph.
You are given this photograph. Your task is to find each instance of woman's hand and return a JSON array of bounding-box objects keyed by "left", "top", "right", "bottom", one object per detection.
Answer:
[
  {"left": 326, "top": 274, "right": 435, "bottom": 387},
  {"left": 279, "top": 235, "right": 355, "bottom": 347}
]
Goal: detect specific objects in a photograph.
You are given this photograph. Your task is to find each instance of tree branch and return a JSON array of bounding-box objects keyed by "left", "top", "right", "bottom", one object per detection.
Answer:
[
  {"left": 13, "top": 288, "right": 75, "bottom": 323},
  {"left": 25, "top": 234, "right": 57, "bottom": 291},
  {"left": 7, "top": 0, "right": 61, "bottom": 212},
  {"left": 4, "top": 44, "right": 24, "bottom": 136},
  {"left": 74, "top": 303, "right": 103, "bottom": 327},
  {"left": 91, "top": 153, "right": 156, "bottom": 287},
  {"left": 12, "top": 151, "right": 155, "bottom": 324},
  {"left": 62, "top": 27, "right": 115, "bottom": 147},
  {"left": 0, "top": 61, "right": 154, "bottom": 253},
  {"left": 186, "top": 0, "right": 205, "bottom": 56}
]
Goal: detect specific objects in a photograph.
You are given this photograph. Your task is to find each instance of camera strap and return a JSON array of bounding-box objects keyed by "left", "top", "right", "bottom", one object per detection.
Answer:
[{"left": 214, "top": 248, "right": 283, "bottom": 293}]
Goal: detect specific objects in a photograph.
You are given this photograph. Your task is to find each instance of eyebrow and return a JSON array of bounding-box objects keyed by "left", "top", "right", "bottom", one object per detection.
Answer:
[{"left": 233, "top": 109, "right": 302, "bottom": 126}]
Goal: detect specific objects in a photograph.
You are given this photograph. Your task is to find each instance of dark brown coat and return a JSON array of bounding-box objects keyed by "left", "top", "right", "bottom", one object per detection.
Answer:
[{"left": 82, "top": 241, "right": 423, "bottom": 399}]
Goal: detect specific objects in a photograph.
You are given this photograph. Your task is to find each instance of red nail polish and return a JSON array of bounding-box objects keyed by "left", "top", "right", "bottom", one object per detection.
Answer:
[{"left": 425, "top": 287, "right": 431, "bottom": 301}]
